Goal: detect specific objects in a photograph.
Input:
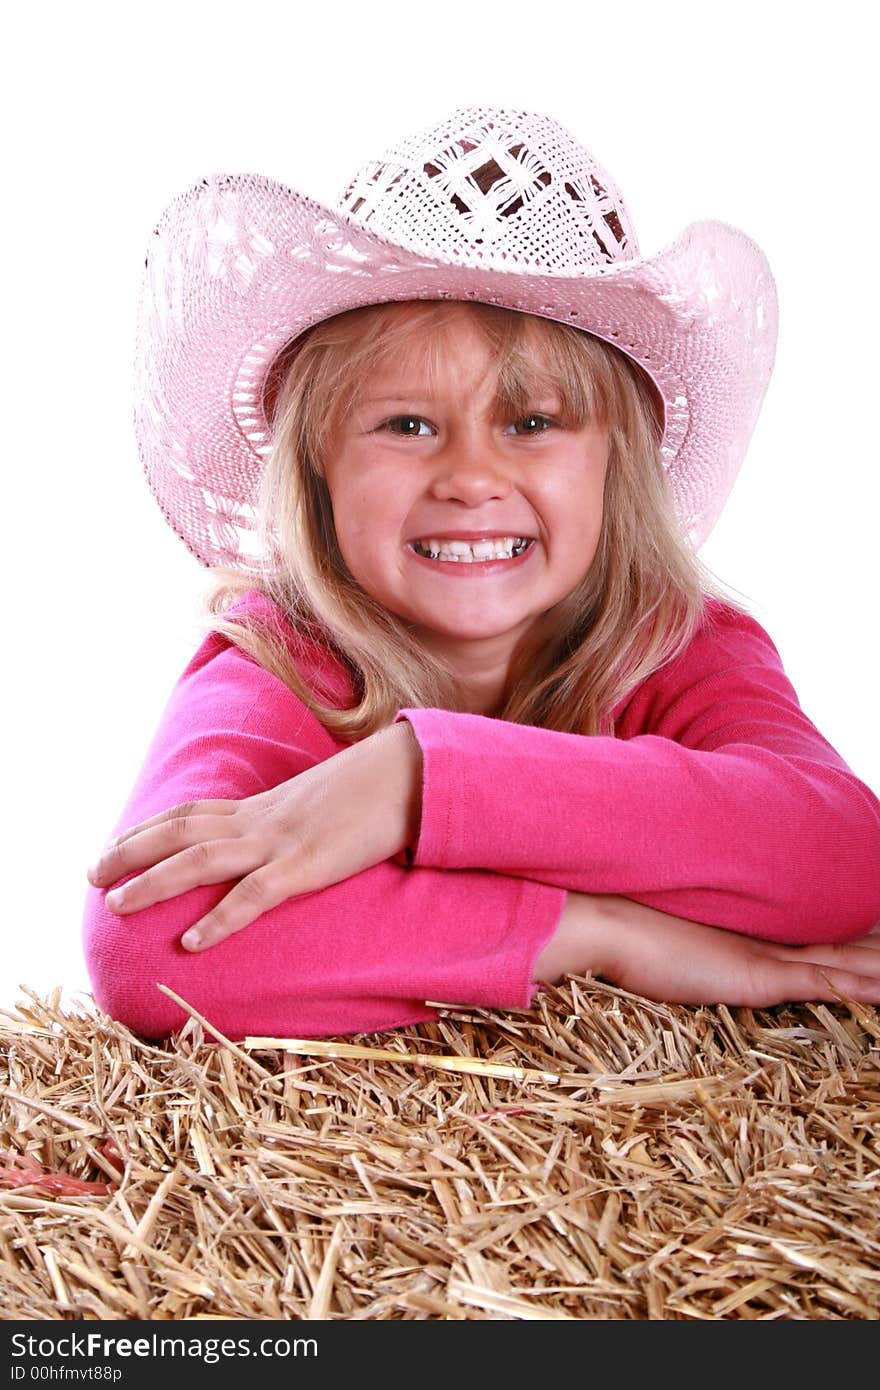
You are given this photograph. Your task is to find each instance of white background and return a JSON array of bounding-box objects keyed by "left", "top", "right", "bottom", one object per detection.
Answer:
[{"left": 5, "top": 0, "right": 877, "bottom": 1008}]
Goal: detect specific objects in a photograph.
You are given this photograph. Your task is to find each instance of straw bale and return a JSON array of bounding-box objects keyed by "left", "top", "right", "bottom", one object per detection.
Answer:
[{"left": 1, "top": 980, "right": 878, "bottom": 1320}]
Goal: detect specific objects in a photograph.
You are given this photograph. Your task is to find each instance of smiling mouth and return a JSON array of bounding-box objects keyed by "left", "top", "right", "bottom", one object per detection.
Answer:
[{"left": 410, "top": 536, "right": 532, "bottom": 562}]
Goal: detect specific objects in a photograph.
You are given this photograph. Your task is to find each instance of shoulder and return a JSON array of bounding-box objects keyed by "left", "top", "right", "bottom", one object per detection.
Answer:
[
  {"left": 694, "top": 595, "right": 785, "bottom": 666},
  {"left": 614, "top": 595, "right": 793, "bottom": 737},
  {"left": 183, "top": 586, "right": 354, "bottom": 709},
  {"left": 143, "top": 587, "right": 351, "bottom": 767},
  {"left": 660, "top": 595, "right": 788, "bottom": 688}
]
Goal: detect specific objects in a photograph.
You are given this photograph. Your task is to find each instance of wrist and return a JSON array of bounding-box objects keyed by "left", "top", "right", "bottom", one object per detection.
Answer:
[
  {"left": 533, "top": 891, "right": 616, "bottom": 984},
  {"left": 379, "top": 720, "right": 423, "bottom": 857}
]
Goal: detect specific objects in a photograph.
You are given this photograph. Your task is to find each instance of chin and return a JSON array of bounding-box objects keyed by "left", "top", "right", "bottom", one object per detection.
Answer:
[{"left": 419, "top": 617, "right": 536, "bottom": 648}]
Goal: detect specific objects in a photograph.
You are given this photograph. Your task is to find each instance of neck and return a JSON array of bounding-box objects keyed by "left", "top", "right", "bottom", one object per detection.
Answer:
[{"left": 420, "top": 633, "right": 518, "bottom": 717}]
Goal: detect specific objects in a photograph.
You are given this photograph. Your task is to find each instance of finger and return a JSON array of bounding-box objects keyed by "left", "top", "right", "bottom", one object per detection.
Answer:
[
  {"left": 810, "top": 966, "right": 880, "bottom": 1004},
  {"left": 87, "top": 810, "right": 240, "bottom": 887},
  {"left": 848, "top": 925, "right": 880, "bottom": 949},
  {"left": 180, "top": 866, "right": 296, "bottom": 951},
  {"left": 755, "top": 959, "right": 880, "bottom": 1006},
  {"left": 779, "top": 940, "right": 880, "bottom": 974},
  {"left": 102, "top": 839, "right": 259, "bottom": 913},
  {"left": 87, "top": 801, "right": 238, "bottom": 880},
  {"left": 108, "top": 800, "right": 239, "bottom": 847}
]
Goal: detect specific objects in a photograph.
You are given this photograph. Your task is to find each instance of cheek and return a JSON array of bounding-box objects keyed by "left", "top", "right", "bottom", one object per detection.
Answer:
[
  {"left": 544, "top": 493, "right": 605, "bottom": 594},
  {"left": 326, "top": 472, "right": 370, "bottom": 551},
  {"left": 329, "top": 461, "right": 416, "bottom": 558},
  {"left": 327, "top": 482, "right": 400, "bottom": 592},
  {"left": 332, "top": 514, "right": 374, "bottom": 580},
  {"left": 580, "top": 485, "right": 607, "bottom": 567},
  {"left": 545, "top": 459, "right": 606, "bottom": 554}
]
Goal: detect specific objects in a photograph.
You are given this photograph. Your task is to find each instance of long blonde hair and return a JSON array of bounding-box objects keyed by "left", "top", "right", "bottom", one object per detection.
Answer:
[{"left": 203, "top": 301, "right": 747, "bottom": 739}]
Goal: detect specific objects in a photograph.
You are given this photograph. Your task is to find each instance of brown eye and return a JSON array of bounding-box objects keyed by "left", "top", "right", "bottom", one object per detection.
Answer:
[
  {"left": 506, "top": 414, "right": 553, "bottom": 436},
  {"left": 385, "top": 416, "right": 432, "bottom": 436}
]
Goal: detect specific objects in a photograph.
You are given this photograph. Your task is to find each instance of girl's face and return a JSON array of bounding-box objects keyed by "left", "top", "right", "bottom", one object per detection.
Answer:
[{"left": 323, "top": 307, "right": 609, "bottom": 690}]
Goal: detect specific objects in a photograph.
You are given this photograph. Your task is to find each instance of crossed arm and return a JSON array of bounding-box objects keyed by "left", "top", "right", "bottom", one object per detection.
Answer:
[{"left": 84, "top": 606, "right": 880, "bottom": 1030}]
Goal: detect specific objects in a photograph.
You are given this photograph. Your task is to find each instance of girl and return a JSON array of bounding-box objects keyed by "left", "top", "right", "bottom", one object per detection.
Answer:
[{"left": 83, "top": 107, "right": 880, "bottom": 1042}]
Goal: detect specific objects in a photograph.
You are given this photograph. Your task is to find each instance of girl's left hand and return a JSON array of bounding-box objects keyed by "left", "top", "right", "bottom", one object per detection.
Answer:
[{"left": 86, "top": 722, "right": 422, "bottom": 952}]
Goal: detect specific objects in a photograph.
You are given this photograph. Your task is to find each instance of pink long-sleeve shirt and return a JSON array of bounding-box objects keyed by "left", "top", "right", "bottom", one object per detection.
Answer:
[{"left": 82, "top": 590, "right": 880, "bottom": 1041}]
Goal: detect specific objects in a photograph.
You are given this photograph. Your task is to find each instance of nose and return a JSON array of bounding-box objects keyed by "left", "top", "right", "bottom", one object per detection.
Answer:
[{"left": 428, "top": 433, "right": 512, "bottom": 505}]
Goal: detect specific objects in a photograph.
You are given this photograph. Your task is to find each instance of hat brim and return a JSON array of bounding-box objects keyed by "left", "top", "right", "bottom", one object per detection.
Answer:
[{"left": 135, "top": 174, "right": 778, "bottom": 567}]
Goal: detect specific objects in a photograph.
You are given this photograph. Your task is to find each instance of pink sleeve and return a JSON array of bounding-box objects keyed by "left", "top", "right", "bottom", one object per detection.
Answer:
[
  {"left": 396, "top": 602, "right": 880, "bottom": 945},
  {"left": 82, "top": 623, "right": 565, "bottom": 1042}
]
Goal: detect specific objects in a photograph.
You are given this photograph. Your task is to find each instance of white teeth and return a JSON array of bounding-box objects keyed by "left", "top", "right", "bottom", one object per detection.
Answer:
[
  {"left": 413, "top": 536, "right": 529, "bottom": 562},
  {"left": 470, "top": 541, "right": 496, "bottom": 560}
]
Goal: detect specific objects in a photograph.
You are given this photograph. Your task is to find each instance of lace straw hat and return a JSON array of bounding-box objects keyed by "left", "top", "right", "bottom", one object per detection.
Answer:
[{"left": 135, "top": 105, "right": 778, "bottom": 569}]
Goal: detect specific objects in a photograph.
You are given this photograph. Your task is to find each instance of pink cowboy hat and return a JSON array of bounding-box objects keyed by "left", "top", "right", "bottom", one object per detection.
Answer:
[{"left": 134, "top": 105, "right": 778, "bottom": 569}]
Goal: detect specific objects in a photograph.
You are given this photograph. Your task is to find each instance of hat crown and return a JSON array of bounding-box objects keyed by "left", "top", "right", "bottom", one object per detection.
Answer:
[{"left": 338, "top": 106, "right": 639, "bottom": 273}]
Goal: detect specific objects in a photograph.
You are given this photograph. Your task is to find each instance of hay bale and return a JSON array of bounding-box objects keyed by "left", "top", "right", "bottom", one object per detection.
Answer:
[{"left": 2, "top": 979, "right": 879, "bottom": 1320}]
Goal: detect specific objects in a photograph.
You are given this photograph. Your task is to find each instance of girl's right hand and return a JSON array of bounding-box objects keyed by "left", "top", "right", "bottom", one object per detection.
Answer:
[{"left": 534, "top": 892, "right": 880, "bottom": 1006}]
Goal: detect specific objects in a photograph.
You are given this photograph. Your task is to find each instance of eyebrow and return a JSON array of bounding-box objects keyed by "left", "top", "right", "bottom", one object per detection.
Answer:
[
  {"left": 357, "top": 390, "right": 566, "bottom": 407},
  {"left": 357, "top": 394, "right": 433, "bottom": 406}
]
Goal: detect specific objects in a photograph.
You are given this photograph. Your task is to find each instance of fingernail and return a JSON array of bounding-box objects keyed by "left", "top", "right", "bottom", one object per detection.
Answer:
[
  {"left": 105, "top": 889, "right": 124, "bottom": 909},
  {"left": 181, "top": 930, "right": 201, "bottom": 951}
]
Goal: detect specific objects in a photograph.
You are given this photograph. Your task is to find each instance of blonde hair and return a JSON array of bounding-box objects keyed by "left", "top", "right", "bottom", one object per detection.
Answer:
[{"left": 203, "top": 301, "right": 748, "bottom": 738}]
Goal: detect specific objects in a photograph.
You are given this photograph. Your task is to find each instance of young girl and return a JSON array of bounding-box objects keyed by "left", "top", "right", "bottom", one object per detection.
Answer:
[{"left": 83, "top": 107, "right": 880, "bottom": 1042}]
